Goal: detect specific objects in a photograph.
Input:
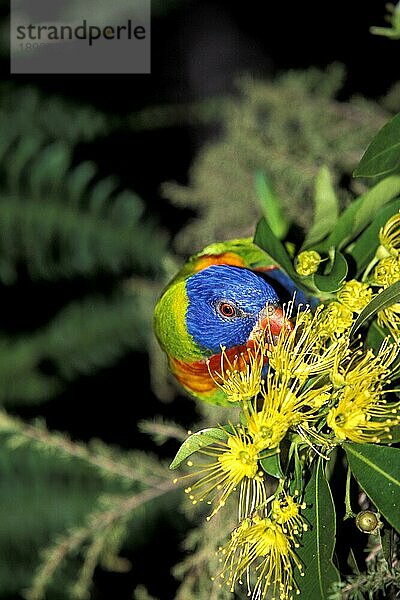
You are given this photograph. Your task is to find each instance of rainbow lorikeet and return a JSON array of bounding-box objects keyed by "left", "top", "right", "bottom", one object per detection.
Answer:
[{"left": 154, "top": 238, "right": 310, "bottom": 406}]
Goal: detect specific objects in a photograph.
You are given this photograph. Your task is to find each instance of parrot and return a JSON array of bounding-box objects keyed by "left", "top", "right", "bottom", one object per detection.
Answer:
[{"left": 153, "top": 238, "right": 310, "bottom": 406}]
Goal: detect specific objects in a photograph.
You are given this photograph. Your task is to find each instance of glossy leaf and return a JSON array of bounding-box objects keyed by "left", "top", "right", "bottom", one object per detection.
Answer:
[
  {"left": 387, "top": 425, "right": 400, "bottom": 444},
  {"left": 296, "top": 457, "right": 339, "bottom": 599},
  {"left": 260, "top": 452, "right": 284, "bottom": 479},
  {"left": 353, "top": 112, "right": 400, "bottom": 178},
  {"left": 289, "top": 444, "right": 303, "bottom": 495},
  {"left": 366, "top": 320, "right": 388, "bottom": 352},
  {"left": 302, "top": 166, "right": 339, "bottom": 250},
  {"left": 353, "top": 175, "right": 400, "bottom": 234},
  {"left": 254, "top": 218, "right": 296, "bottom": 275},
  {"left": 350, "top": 281, "right": 400, "bottom": 337},
  {"left": 255, "top": 171, "right": 289, "bottom": 240},
  {"left": 254, "top": 218, "right": 311, "bottom": 294},
  {"left": 169, "top": 427, "right": 227, "bottom": 470},
  {"left": 316, "top": 175, "right": 400, "bottom": 252},
  {"left": 313, "top": 250, "right": 348, "bottom": 293},
  {"left": 380, "top": 525, "right": 396, "bottom": 567},
  {"left": 348, "top": 198, "right": 400, "bottom": 275},
  {"left": 344, "top": 443, "right": 400, "bottom": 532}
]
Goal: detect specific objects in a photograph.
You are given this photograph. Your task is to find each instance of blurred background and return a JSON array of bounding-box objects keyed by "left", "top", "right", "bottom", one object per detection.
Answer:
[{"left": 0, "top": 1, "right": 399, "bottom": 599}]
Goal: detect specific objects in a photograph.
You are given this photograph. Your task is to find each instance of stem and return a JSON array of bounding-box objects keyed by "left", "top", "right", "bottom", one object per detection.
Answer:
[{"left": 344, "top": 465, "right": 356, "bottom": 520}]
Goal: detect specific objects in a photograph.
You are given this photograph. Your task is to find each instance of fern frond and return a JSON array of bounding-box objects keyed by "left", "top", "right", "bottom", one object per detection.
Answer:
[
  {"left": 328, "top": 554, "right": 400, "bottom": 599},
  {"left": 0, "top": 191, "right": 165, "bottom": 283},
  {"left": 0, "top": 442, "right": 112, "bottom": 597},
  {"left": 138, "top": 418, "right": 188, "bottom": 445},
  {"left": 0, "top": 336, "right": 61, "bottom": 404},
  {"left": 173, "top": 508, "right": 237, "bottom": 600},
  {"left": 25, "top": 482, "right": 180, "bottom": 600},
  {"left": 0, "top": 136, "right": 166, "bottom": 283},
  {"left": 133, "top": 585, "right": 160, "bottom": 600},
  {"left": 0, "top": 291, "right": 156, "bottom": 405},
  {"left": 0, "top": 84, "right": 110, "bottom": 144},
  {"left": 127, "top": 97, "right": 230, "bottom": 130},
  {"left": 0, "top": 410, "right": 171, "bottom": 485},
  {"left": 38, "top": 292, "right": 150, "bottom": 378}
]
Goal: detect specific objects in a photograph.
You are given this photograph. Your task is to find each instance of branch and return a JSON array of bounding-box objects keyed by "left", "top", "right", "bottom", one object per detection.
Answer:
[{"left": 0, "top": 410, "right": 169, "bottom": 486}]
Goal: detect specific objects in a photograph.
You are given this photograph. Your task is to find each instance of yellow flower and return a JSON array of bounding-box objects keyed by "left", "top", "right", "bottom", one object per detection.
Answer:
[
  {"left": 245, "top": 400, "right": 291, "bottom": 451},
  {"left": 378, "top": 211, "right": 400, "bottom": 258},
  {"left": 327, "top": 340, "right": 400, "bottom": 443},
  {"left": 295, "top": 250, "right": 322, "bottom": 276},
  {"left": 327, "top": 402, "right": 368, "bottom": 442},
  {"left": 218, "top": 434, "right": 259, "bottom": 479},
  {"left": 207, "top": 341, "right": 266, "bottom": 403},
  {"left": 271, "top": 490, "right": 308, "bottom": 541},
  {"left": 330, "top": 342, "right": 394, "bottom": 391},
  {"left": 219, "top": 516, "right": 304, "bottom": 600},
  {"left": 373, "top": 256, "right": 400, "bottom": 286},
  {"left": 241, "top": 307, "right": 344, "bottom": 452},
  {"left": 327, "top": 397, "right": 399, "bottom": 443},
  {"left": 337, "top": 280, "right": 373, "bottom": 313},
  {"left": 268, "top": 306, "right": 348, "bottom": 382},
  {"left": 251, "top": 382, "right": 333, "bottom": 451},
  {"left": 174, "top": 425, "right": 267, "bottom": 519},
  {"left": 316, "top": 302, "right": 354, "bottom": 339},
  {"left": 377, "top": 303, "right": 400, "bottom": 340},
  {"left": 308, "top": 390, "right": 332, "bottom": 408}
]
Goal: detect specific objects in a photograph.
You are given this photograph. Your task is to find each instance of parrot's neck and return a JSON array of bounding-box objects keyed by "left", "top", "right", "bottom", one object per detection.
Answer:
[{"left": 170, "top": 342, "right": 265, "bottom": 404}]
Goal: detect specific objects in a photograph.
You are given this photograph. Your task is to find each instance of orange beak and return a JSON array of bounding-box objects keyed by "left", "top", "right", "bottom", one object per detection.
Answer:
[{"left": 250, "top": 304, "right": 293, "bottom": 342}]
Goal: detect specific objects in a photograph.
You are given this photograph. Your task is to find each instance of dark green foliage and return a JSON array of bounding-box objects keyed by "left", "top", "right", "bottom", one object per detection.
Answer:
[
  {"left": 296, "top": 459, "right": 339, "bottom": 599},
  {"left": 163, "top": 65, "right": 392, "bottom": 253},
  {"left": 0, "top": 140, "right": 166, "bottom": 283},
  {"left": 0, "top": 82, "right": 168, "bottom": 409},
  {"left": 0, "top": 84, "right": 110, "bottom": 144},
  {"left": 354, "top": 112, "right": 400, "bottom": 177},
  {"left": 1, "top": 52, "right": 400, "bottom": 600},
  {"left": 0, "top": 77, "right": 174, "bottom": 599},
  {"left": 0, "top": 294, "right": 150, "bottom": 405},
  {"left": 0, "top": 443, "right": 111, "bottom": 597}
]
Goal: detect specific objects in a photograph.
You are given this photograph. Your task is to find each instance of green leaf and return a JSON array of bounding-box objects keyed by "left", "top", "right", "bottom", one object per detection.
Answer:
[
  {"left": 380, "top": 525, "right": 396, "bottom": 567},
  {"left": 260, "top": 452, "right": 284, "bottom": 479},
  {"left": 353, "top": 112, "right": 400, "bottom": 178},
  {"left": 254, "top": 218, "right": 311, "bottom": 294},
  {"left": 353, "top": 177, "right": 400, "bottom": 234},
  {"left": 290, "top": 444, "right": 304, "bottom": 495},
  {"left": 169, "top": 428, "right": 228, "bottom": 470},
  {"left": 302, "top": 166, "right": 339, "bottom": 250},
  {"left": 316, "top": 175, "right": 400, "bottom": 252},
  {"left": 366, "top": 320, "right": 388, "bottom": 352},
  {"left": 254, "top": 218, "right": 296, "bottom": 275},
  {"left": 350, "top": 281, "right": 400, "bottom": 337},
  {"left": 348, "top": 199, "right": 400, "bottom": 276},
  {"left": 296, "top": 457, "right": 339, "bottom": 599},
  {"left": 386, "top": 425, "right": 400, "bottom": 444},
  {"left": 344, "top": 443, "right": 400, "bottom": 532},
  {"left": 255, "top": 171, "right": 290, "bottom": 239},
  {"left": 313, "top": 250, "right": 348, "bottom": 293}
]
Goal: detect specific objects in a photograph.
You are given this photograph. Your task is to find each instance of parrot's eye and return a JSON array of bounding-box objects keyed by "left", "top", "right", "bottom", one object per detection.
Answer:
[{"left": 216, "top": 301, "right": 240, "bottom": 319}]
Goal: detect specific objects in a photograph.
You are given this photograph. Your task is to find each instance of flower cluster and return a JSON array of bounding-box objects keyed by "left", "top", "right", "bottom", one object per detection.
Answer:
[
  {"left": 372, "top": 212, "right": 400, "bottom": 339},
  {"left": 216, "top": 491, "right": 307, "bottom": 600},
  {"left": 173, "top": 212, "right": 400, "bottom": 599}
]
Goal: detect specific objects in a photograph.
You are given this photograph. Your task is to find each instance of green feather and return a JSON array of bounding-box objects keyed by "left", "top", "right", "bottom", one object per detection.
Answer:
[
  {"left": 153, "top": 280, "right": 204, "bottom": 362},
  {"left": 175, "top": 238, "right": 275, "bottom": 281},
  {"left": 154, "top": 238, "right": 276, "bottom": 364}
]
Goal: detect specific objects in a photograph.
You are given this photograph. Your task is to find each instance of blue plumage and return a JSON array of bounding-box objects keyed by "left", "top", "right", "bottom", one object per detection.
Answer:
[
  {"left": 185, "top": 265, "right": 279, "bottom": 354},
  {"left": 264, "top": 269, "right": 319, "bottom": 309}
]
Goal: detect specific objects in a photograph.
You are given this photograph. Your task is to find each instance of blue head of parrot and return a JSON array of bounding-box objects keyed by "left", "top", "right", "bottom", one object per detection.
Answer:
[{"left": 185, "top": 264, "right": 288, "bottom": 354}]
